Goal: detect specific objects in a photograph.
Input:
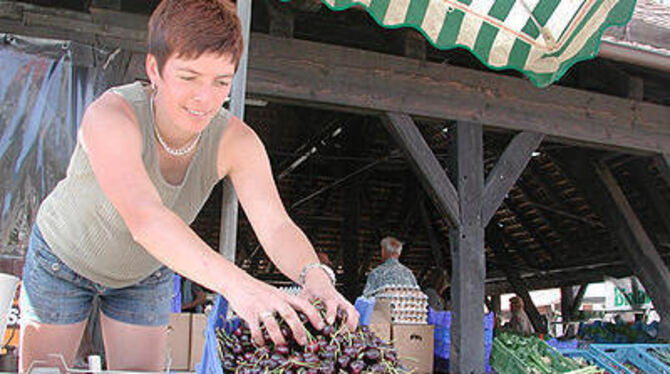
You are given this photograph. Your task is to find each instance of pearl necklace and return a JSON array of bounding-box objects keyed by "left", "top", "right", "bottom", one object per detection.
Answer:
[{"left": 150, "top": 90, "right": 201, "bottom": 157}]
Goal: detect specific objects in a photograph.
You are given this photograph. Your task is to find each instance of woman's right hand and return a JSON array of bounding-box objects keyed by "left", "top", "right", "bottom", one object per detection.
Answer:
[{"left": 224, "top": 276, "right": 325, "bottom": 347}]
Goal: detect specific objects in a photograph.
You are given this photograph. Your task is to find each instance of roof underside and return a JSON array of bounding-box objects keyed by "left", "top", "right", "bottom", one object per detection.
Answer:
[{"left": 3, "top": 0, "right": 669, "bottom": 295}]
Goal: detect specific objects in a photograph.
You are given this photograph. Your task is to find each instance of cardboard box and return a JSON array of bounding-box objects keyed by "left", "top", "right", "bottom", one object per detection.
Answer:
[
  {"left": 368, "top": 299, "right": 393, "bottom": 343},
  {"left": 167, "top": 313, "right": 191, "bottom": 371},
  {"left": 369, "top": 322, "right": 391, "bottom": 342},
  {"left": 189, "top": 313, "right": 208, "bottom": 371},
  {"left": 392, "top": 324, "right": 434, "bottom": 374},
  {"left": 369, "top": 299, "right": 392, "bottom": 325}
]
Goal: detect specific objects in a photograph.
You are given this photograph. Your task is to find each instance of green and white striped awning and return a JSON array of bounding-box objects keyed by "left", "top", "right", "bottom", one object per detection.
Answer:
[{"left": 301, "top": 0, "right": 637, "bottom": 87}]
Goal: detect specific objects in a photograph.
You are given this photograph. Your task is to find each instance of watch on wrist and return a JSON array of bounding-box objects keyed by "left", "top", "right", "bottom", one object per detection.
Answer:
[{"left": 298, "top": 263, "right": 336, "bottom": 287}]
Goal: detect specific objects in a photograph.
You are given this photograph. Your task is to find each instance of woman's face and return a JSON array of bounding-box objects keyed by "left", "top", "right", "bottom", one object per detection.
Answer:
[{"left": 147, "top": 52, "right": 236, "bottom": 135}]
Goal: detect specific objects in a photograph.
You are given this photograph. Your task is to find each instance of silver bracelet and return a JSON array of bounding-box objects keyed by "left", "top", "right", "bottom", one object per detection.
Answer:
[{"left": 298, "top": 263, "right": 336, "bottom": 286}]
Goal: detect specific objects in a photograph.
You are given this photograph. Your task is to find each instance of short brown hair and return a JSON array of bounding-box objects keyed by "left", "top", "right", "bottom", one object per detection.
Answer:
[{"left": 148, "top": 0, "right": 244, "bottom": 75}]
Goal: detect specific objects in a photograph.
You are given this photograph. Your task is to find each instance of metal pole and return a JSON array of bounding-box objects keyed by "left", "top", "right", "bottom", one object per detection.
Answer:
[{"left": 219, "top": 0, "right": 252, "bottom": 261}]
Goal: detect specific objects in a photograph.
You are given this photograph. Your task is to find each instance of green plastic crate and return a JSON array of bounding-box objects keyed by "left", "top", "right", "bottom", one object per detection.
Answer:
[{"left": 491, "top": 333, "right": 603, "bottom": 374}]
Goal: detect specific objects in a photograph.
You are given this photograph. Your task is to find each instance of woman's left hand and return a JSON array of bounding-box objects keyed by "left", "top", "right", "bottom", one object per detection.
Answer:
[{"left": 300, "top": 270, "right": 359, "bottom": 331}]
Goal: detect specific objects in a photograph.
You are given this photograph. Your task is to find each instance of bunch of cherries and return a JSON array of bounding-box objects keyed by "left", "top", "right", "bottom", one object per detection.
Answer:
[{"left": 217, "top": 301, "right": 412, "bottom": 373}]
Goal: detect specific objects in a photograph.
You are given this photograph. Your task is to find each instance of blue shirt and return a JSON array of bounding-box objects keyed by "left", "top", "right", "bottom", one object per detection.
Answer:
[{"left": 362, "top": 258, "right": 419, "bottom": 297}]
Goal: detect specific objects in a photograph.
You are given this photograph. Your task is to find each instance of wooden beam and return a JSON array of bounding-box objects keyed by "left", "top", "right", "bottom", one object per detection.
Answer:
[
  {"left": 654, "top": 154, "right": 670, "bottom": 187},
  {"left": 485, "top": 263, "right": 632, "bottom": 295},
  {"left": 492, "top": 295, "right": 502, "bottom": 315},
  {"left": 449, "top": 121, "right": 486, "bottom": 374},
  {"left": 482, "top": 132, "right": 544, "bottom": 225},
  {"left": 627, "top": 160, "right": 670, "bottom": 237},
  {"left": 561, "top": 286, "right": 575, "bottom": 322},
  {"left": 340, "top": 183, "right": 361, "bottom": 301},
  {"left": 5, "top": 1, "right": 670, "bottom": 154},
  {"left": 381, "top": 113, "right": 459, "bottom": 226},
  {"left": 571, "top": 284, "right": 588, "bottom": 317},
  {"left": 594, "top": 163, "right": 670, "bottom": 337},
  {"left": 245, "top": 34, "right": 670, "bottom": 154},
  {"left": 556, "top": 151, "right": 670, "bottom": 337}
]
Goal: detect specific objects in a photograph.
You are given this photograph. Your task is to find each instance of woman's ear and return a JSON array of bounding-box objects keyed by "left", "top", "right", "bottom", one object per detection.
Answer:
[{"left": 145, "top": 54, "right": 160, "bottom": 85}]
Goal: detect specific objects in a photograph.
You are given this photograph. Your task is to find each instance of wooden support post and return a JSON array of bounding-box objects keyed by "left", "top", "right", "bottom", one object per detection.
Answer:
[
  {"left": 627, "top": 160, "right": 670, "bottom": 236},
  {"left": 381, "top": 113, "right": 459, "bottom": 226},
  {"left": 492, "top": 294, "right": 502, "bottom": 316},
  {"left": 449, "top": 121, "right": 486, "bottom": 374},
  {"left": 561, "top": 286, "right": 574, "bottom": 321},
  {"left": 219, "top": 0, "right": 252, "bottom": 260},
  {"left": 594, "top": 163, "right": 670, "bottom": 337},
  {"left": 482, "top": 132, "right": 544, "bottom": 226},
  {"left": 571, "top": 284, "right": 588, "bottom": 317},
  {"left": 557, "top": 151, "right": 670, "bottom": 337},
  {"left": 654, "top": 154, "right": 670, "bottom": 190},
  {"left": 341, "top": 184, "right": 361, "bottom": 301}
]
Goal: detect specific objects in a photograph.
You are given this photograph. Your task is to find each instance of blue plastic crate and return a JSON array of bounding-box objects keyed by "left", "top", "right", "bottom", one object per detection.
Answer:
[
  {"left": 547, "top": 338, "right": 579, "bottom": 351},
  {"left": 195, "top": 296, "right": 240, "bottom": 374},
  {"left": 590, "top": 344, "right": 670, "bottom": 374},
  {"left": 354, "top": 296, "right": 375, "bottom": 326},
  {"left": 427, "top": 309, "right": 494, "bottom": 372},
  {"left": 559, "top": 348, "right": 632, "bottom": 374}
]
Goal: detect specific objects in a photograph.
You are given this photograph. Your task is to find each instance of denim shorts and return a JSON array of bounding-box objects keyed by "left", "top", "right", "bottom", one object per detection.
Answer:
[{"left": 19, "top": 224, "right": 174, "bottom": 326}]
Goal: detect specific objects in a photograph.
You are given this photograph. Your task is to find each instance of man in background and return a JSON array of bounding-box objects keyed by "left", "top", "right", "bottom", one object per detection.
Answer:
[{"left": 362, "top": 236, "right": 418, "bottom": 297}]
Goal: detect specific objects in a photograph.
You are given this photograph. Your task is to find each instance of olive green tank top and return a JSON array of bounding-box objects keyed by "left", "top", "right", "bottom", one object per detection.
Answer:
[{"left": 36, "top": 81, "right": 230, "bottom": 288}]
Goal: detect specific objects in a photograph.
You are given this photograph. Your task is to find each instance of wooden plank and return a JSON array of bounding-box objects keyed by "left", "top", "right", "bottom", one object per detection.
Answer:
[
  {"left": 246, "top": 34, "right": 670, "bottom": 154},
  {"left": 482, "top": 132, "right": 544, "bottom": 225},
  {"left": 381, "top": 113, "right": 459, "bottom": 226},
  {"left": 449, "top": 121, "right": 486, "bottom": 374}
]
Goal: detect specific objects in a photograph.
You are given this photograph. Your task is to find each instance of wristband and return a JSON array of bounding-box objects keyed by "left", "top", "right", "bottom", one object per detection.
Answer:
[{"left": 298, "top": 263, "right": 336, "bottom": 287}]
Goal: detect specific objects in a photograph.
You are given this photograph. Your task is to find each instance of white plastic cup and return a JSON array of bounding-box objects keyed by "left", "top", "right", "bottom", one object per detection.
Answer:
[
  {"left": 88, "top": 355, "right": 102, "bottom": 373},
  {"left": 0, "top": 273, "right": 19, "bottom": 346}
]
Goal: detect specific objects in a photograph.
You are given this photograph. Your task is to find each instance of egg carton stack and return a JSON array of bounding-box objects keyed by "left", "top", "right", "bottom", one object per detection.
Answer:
[{"left": 372, "top": 285, "right": 429, "bottom": 324}]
